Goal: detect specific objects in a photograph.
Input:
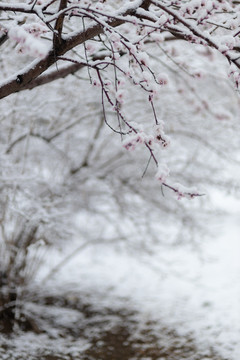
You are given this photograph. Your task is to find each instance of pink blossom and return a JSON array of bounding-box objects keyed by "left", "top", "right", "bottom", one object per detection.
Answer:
[
  {"left": 157, "top": 73, "right": 169, "bottom": 86},
  {"left": 138, "top": 52, "right": 150, "bottom": 66},
  {"left": 92, "top": 79, "right": 101, "bottom": 87},
  {"left": 153, "top": 124, "right": 170, "bottom": 148},
  {"left": 142, "top": 70, "right": 152, "bottom": 84},
  {"left": 23, "top": 23, "right": 48, "bottom": 38},
  {"left": 123, "top": 134, "right": 144, "bottom": 151},
  {"left": 155, "top": 164, "right": 170, "bottom": 183},
  {"left": 109, "top": 32, "right": 121, "bottom": 43},
  {"left": 86, "top": 42, "right": 96, "bottom": 55},
  {"left": 8, "top": 26, "right": 48, "bottom": 58},
  {"left": 116, "top": 89, "right": 125, "bottom": 104}
]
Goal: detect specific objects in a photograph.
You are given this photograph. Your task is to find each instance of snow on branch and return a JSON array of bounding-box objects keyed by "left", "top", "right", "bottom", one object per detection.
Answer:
[
  {"left": 0, "top": 3, "right": 35, "bottom": 13},
  {"left": 8, "top": 25, "right": 49, "bottom": 58},
  {"left": 1, "top": 0, "right": 239, "bottom": 198}
]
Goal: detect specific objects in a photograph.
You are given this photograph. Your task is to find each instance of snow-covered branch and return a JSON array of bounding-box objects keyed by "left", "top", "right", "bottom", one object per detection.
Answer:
[{"left": 1, "top": 0, "right": 240, "bottom": 198}]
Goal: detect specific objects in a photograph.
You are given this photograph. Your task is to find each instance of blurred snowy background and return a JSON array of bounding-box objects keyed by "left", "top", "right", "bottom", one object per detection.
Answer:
[{"left": 0, "top": 2, "right": 240, "bottom": 358}]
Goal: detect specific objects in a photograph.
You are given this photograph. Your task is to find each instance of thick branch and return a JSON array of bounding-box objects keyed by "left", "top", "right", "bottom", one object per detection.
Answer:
[
  {"left": 53, "top": 0, "right": 67, "bottom": 47},
  {"left": 26, "top": 63, "right": 85, "bottom": 90},
  {"left": 26, "top": 49, "right": 111, "bottom": 90},
  {"left": 0, "top": 3, "right": 35, "bottom": 13},
  {"left": 0, "top": 0, "right": 150, "bottom": 99},
  {"left": 0, "top": 53, "right": 56, "bottom": 99}
]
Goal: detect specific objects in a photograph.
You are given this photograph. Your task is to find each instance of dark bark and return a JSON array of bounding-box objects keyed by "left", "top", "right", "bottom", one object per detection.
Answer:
[{"left": 0, "top": 0, "right": 151, "bottom": 99}]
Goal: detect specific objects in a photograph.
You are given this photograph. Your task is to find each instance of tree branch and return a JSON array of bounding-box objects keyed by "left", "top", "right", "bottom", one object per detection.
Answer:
[
  {"left": 53, "top": 0, "right": 67, "bottom": 48},
  {"left": 0, "top": 3, "right": 36, "bottom": 13},
  {"left": 25, "top": 63, "right": 85, "bottom": 90},
  {"left": 151, "top": 0, "right": 240, "bottom": 69},
  {"left": 0, "top": 0, "right": 151, "bottom": 99}
]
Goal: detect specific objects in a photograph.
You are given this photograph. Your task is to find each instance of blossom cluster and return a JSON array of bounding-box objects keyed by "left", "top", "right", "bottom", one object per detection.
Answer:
[
  {"left": 123, "top": 122, "right": 170, "bottom": 153},
  {"left": 2, "top": 0, "right": 237, "bottom": 199},
  {"left": 8, "top": 25, "right": 48, "bottom": 58}
]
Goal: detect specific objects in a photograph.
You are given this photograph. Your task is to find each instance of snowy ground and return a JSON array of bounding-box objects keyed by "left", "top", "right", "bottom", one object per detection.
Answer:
[
  {"left": 0, "top": 194, "right": 239, "bottom": 360},
  {"left": 33, "top": 192, "right": 240, "bottom": 360}
]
